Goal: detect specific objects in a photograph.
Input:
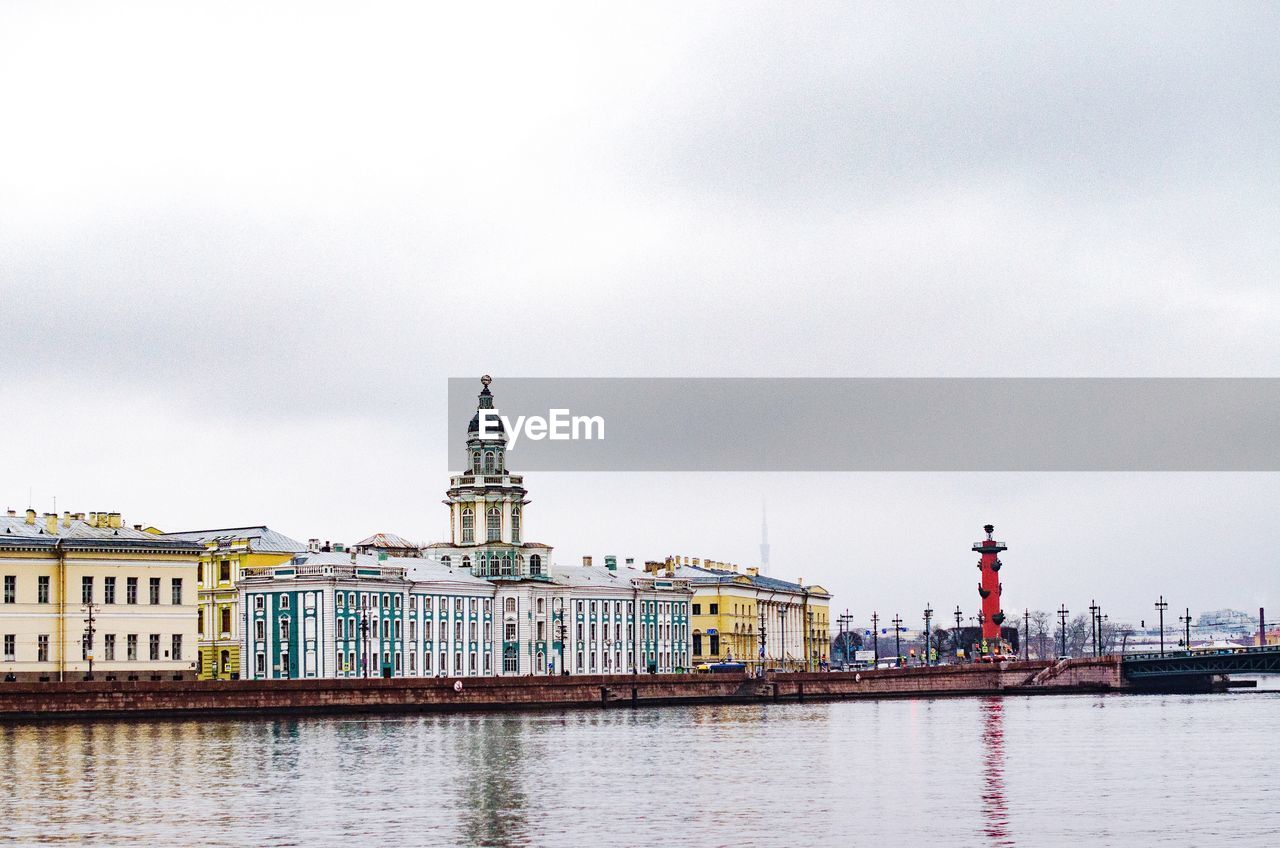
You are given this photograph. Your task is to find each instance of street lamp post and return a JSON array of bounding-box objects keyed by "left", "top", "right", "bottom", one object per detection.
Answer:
[
  {"left": 1023, "top": 608, "right": 1030, "bottom": 661},
  {"left": 923, "top": 604, "right": 933, "bottom": 667},
  {"left": 1057, "top": 604, "right": 1069, "bottom": 658},
  {"left": 1179, "top": 607, "right": 1192, "bottom": 650},
  {"left": 871, "top": 611, "right": 880, "bottom": 665},
  {"left": 773, "top": 607, "right": 783, "bottom": 676},
  {"left": 1155, "top": 595, "right": 1168, "bottom": 656},
  {"left": 891, "top": 614, "right": 904, "bottom": 667},
  {"left": 1088, "top": 599, "right": 1099, "bottom": 657},
  {"left": 757, "top": 610, "right": 767, "bottom": 677}
]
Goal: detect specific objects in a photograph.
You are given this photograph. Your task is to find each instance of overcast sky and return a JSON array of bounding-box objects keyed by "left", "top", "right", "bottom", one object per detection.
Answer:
[{"left": 2, "top": 3, "right": 1277, "bottom": 629}]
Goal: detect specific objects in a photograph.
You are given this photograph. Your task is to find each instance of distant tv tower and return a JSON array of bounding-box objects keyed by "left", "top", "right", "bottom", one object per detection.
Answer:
[{"left": 760, "top": 502, "right": 770, "bottom": 576}]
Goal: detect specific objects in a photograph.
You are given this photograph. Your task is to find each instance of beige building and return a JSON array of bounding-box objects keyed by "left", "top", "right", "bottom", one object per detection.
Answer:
[{"left": 0, "top": 509, "right": 201, "bottom": 681}]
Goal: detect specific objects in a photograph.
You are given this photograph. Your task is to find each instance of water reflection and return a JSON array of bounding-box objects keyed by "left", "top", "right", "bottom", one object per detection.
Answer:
[
  {"left": 459, "top": 716, "right": 531, "bottom": 847},
  {"left": 0, "top": 693, "right": 1275, "bottom": 846},
  {"left": 980, "top": 697, "right": 1014, "bottom": 847}
]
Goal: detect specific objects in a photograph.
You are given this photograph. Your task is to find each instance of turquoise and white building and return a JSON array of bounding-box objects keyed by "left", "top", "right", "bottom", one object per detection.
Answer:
[{"left": 239, "top": 376, "right": 692, "bottom": 680}]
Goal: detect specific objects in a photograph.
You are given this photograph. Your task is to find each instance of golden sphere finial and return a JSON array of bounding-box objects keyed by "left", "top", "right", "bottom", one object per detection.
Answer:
[{"left": 481, "top": 374, "right": 492, "bottom": 388}]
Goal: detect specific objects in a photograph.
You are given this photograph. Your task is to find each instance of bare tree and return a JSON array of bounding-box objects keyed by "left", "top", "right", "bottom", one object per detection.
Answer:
[{"left": 1030, "top": 610, "right": 1052, "bottom": 659}]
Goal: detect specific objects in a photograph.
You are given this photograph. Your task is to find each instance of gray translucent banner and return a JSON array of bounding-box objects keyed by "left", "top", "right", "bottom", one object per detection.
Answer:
[{"left": 446, "top": 378, "right": 1280, "bottom": 471}]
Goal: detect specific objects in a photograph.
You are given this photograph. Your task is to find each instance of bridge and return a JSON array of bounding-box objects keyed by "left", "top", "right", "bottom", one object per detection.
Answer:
[{"left": 1121, "top": 644, "right": 1280, "bottom": 680}]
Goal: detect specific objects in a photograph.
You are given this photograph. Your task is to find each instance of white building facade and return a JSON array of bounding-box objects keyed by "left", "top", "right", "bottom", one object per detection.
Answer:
[{"left": 239, "top": 376, "right": 693, "bottom": 680}]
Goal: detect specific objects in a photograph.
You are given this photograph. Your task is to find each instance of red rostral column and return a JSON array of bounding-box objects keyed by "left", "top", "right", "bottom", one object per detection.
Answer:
[{"left": 974, "top": 524, "right": 1007, "bottom": 650}]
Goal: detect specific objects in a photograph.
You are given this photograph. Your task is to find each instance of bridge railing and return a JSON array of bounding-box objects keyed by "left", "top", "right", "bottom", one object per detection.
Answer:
[{"left": 1123, "top": 644, "right": 1280, "bottom": 662}]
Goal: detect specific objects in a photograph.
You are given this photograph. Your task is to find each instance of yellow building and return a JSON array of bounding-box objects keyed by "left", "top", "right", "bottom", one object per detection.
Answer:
[
  {"left": 655, "top": 556, "right": 831, "bottom": 672},
  {"left": 158, "top": 526, "right": 304, "bottom": 679},
  {"left": 0, "top": 509, "right": 201, "bottom": 681}
]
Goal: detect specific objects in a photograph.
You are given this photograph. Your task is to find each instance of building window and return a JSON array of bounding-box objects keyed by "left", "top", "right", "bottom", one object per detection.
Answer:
[
  {"left": 505, "top": 598, "right": 516, "bottom": 614},
  {"left": 461, "top": 508, "right": 474, "bottom": 544},
  {"left": 172, "top": 635, "right": 182, "bottom": 661},
  {"left": 470, "top": 652, "right": 477, "bottom": 673},
  {"left": 127, "top": 634, "right": 138, "bottom": 661},
  {"left": 37, "top": 634, "right": 49, "bottom": 662},
  {"left": 2, "top": 576, "right": 13, "bottom": 604},
  {"left": 82, "top": 576, "right": 94, "bottom": 605},
  {"left": 255, "top": 595, "right": 265, "bottom": 611},
  {"left": 484, "top": 652, "right": 492, "bottom": 673},
  {"left": 424, "top": 652, "right": 432, "bottom": 673},
  {"left": 503, "top": 646, "right": 518, "bottom": 673},
  {"left": 2, "top": 634, "right": 13, "bottom": 661},
  {"left": 256, "top": 653, "right": 266, "bottom": 676},
  {"left": 281, "top": 619, "right": 290, "bottom": 640},
  {"left": 454, "top": 653, "right": 463, "bottom": 674},
  {"left": 126, "top": 577, "right": 138, "bottom": 605},
  {"left": 471, "top": 450, "right": 481, "bottom": 473},
  {"left": 149, "top": 634, "right": 160, "bottom": 661},
  {"left": 38, "top": 576, "right": 50, "bottom": 604},
  {"left": 82, "top": 633, "right": 91, "bottom": 660},
  {"left": 197, "top": 562, "right": 204, "bottom": 584},
  {"left": 709, "top": 603, "right": 718, "bottom": 615},
  {"left": 219, "top": 562, "right": 231, "bottom": 583},
  {"left": 337, "top": 593, "right": 346, "bottom": 609},
  {"left": 484, "top": 451, "right": 495, "bottom": 474},
  {"left": 280, "top": 594, "right": 290, "bottom": 610},
  {"left": 221, "top": 607, "right": 232, "bottom": 634},
  {"left": 104, "top": 634, "right": 115, "bottom": 661},
  {"left": 485, "top": 622, "right": 492, "bottom": 641},
  {"left": 171, "top": 579, "right": 182, "bottom": 605},
  {"left": 103, "top": 577, "right": 115, "bottom": 605},
  {"left": 710, "top": 634, "right": 719, "bottom": 655},
  {"left": 511, "top": 508, "right": 521, "bottom": 543},
  {"left": 487, "top": 508, "right": 501, "bottom": 542},
  {"left": 692, "top": 603, "right": 701, "bottom": 615},
  {"left": 505, "top": 623, "right": 517, "bottom": 641},
  {"left": 149, "top": 578, "right": 160, "bottom": 605},
  {"left": 536, "top": 597, "right": 545, "bottom": 614}
]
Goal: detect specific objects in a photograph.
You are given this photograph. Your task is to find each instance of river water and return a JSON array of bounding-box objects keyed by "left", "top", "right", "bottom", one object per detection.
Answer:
[{"left": 1, "top": 688, "right": 1277, "bottom": 847}]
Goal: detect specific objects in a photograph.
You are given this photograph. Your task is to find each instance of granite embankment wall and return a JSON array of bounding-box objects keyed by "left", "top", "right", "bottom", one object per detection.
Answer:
[{"left": 0, "top": 658, "right": 1127, "bottom": 721}]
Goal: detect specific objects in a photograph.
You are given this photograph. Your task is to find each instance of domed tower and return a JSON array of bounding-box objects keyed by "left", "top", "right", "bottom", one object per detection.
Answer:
[
  {"left": 973, "top": 524, "right": 1007, "bottom": 652},
  {"left": 439, "top": 376, "right": 549, "bottom": 580}
]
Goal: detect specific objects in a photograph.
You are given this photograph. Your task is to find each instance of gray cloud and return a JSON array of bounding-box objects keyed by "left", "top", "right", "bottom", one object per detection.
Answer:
[{"left": 1, "top": 2, "right": 1276, "bottom": 622}]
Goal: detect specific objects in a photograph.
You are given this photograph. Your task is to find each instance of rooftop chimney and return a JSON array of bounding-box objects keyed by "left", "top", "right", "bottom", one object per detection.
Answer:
[
  {"left": 625, "top": 557, "right": 634, "bottom": 567},
  {"left": 6, "top": 509, "right": 15, "bottom": 517},
  {"left": 44, "top": 513, "right": 57, "bottom": 534},
  {"left": 25, "top": 509, "right": 35, "bottom": 525},
  {"left": 796, "top": 577, "right": 803, "bottom": 587},
  {"left": 746, "top": 567, "right": 759, "bottom": 577},
  {"left": 62, "top": 511, "right": 71, "bottom": 528},
  {"left": 308, "top": 538, "right": 321, "bottom": 553},
  {"left": 108, "top": 512, "right": 122, "bottom": 529},
  {"left": 582, "top": 555, "right": 593, "bottom": 567},
  {"left": 605, "top": 555, "right": 617, "bottom": 572},
  {"left": 133, "top": 524, "right": 143, "bottom": 531}
]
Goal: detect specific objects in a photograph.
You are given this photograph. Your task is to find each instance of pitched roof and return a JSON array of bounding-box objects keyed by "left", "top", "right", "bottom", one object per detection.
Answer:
[
  {"left": 671, "top": 565, "right": 829, "bottom": 597},
  {"left": 159, "top": 526, "right": 305, "bottom": 553}
]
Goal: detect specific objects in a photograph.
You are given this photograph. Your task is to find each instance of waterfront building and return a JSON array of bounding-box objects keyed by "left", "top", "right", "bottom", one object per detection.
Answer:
[
  {"left": 158, "top": 526, "right": 304, "bottom": 679},
  {"left": 0, "top": 509, "right": 200, "bottom": 681},
  {"left": 662, "top": 556, "right": 830, "bottom": 672},
  {"left": 238, "top": 551, "right": 495, "bottom": 679},
  {"left": 422, "top": 377, "right": 693, "bottom": 676},
  {"left": 238, "top": 549, "right": 694, "bottom": 679},
  {"left": 237, "top": 377, "right": 694, "bottom": 679}
]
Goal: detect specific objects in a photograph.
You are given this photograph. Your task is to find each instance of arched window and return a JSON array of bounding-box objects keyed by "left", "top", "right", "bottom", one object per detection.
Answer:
[
  {"left": 461, "top": 555, "right": 471, "bottom": 571},
  {"left": 471, "top": 451, "right": 481, "bottom": 473},
  {"left": 511, "top": 507, "right": 521, "bottom": 543},
  {"left": 518, "top": 554, "right": 525, "bottom": 575},
  {"left": 487, "top": 507, "right": 501, "bottom": 541},
  {"left": 461, "top": 508, "right": 474, "bottom": 544},
  {"left": 484, "top": 451, "right": 495, "bottom": 474},
  {"left": 529, "top": 554, "right": 542, "bottom": 576},
  {"left": 441, "top": 556, "right": 451, "bottom": 567}
]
